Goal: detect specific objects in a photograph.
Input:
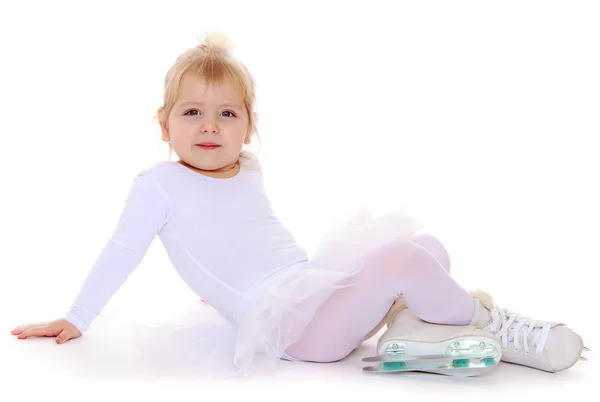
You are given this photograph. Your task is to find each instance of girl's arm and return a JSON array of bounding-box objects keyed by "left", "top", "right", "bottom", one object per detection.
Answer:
[{"left": 64, "top": 170, "right": 172, "bottom": 334}]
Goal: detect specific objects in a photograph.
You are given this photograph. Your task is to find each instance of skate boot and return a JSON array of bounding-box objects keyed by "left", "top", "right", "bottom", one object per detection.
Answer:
[
  {"left": 362, "top": 298, "right": 503, "bottom": 377},
  {"left": 470, "top": 289, "right": 590, "bottom": 372}
]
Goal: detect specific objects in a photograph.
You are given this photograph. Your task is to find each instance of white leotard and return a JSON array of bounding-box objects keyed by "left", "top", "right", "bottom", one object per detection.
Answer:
[{"left": 65, "top": 152, "right": 309, "bottom": 333}]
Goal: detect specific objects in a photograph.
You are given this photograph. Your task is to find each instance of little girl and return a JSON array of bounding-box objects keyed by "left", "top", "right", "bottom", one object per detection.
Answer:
[{"left": 11, "top": 32, "right": 588, "bottom": 378}]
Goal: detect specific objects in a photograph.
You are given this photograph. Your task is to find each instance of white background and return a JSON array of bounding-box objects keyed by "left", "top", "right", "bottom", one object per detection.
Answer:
[{"left": 0, "top": 0, "right": 598, "bottom": 400}]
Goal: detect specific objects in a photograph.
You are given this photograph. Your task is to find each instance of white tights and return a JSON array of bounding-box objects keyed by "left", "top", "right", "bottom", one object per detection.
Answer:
[{"left": 285, "top": 234, "right": 475, "bottom": 362}]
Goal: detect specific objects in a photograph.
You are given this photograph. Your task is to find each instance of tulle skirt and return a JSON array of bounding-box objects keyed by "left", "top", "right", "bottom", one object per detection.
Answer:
[{"left": 131, "top": 206, "right": 423, "bottom": 378}]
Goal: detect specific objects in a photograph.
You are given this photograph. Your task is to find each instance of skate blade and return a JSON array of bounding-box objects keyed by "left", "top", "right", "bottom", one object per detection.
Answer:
[
  {"left": 364, "top": 357, "right": 453, "bottom": 366},
  {"left": 363, "top": 338, "right": 501, "bottom": 376},
  {"left": 363, "top": 356, "right": 500, "bottom": 377},
  {"left": 362, "top": 349, "right": 497, "bottom": 363},
  {"left": 580, "top": 345, "right": 590, "bottom": 361},
  {"left": 363, "top": 366, "right": 497, "bottom": 378},
  {"left": 365, "top": 338, "right": 500, "bottom": 363}
]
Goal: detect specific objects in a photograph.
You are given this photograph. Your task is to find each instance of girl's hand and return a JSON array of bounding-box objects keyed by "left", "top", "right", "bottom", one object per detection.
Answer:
[{"left": 11, "top": 319, "right": 82, "bottom": 344}]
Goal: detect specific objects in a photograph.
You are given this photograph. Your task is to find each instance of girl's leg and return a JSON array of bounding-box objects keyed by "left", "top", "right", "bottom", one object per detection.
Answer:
[
  {"left": 360, "top": 233, "right": 452, "bottom": 340},
  {"left": 409, "top": 233, "right": 451, "bottom": 274},
  {"left": 285, "top": 235, "right": 474, "bottom": 363}
]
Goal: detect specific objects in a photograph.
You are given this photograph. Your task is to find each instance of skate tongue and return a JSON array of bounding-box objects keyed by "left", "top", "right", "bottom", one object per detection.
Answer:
[{"left": 471, "top": 299, "right": 494, "bottom": 328}]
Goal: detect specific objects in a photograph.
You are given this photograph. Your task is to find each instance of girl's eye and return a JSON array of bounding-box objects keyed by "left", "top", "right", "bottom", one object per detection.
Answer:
[{"left": 183, "top": 109, "right": 236, "bottom": 117}]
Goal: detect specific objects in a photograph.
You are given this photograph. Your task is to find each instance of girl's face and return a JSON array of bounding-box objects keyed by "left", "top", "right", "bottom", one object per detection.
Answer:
[{"left": 160, "top": 75, "right": 251, "bottom": 174}]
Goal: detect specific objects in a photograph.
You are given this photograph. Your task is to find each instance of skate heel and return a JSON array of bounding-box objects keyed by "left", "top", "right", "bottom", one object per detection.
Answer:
[{"left": 362, "top": 336, "right": 502, "bottom": 377}]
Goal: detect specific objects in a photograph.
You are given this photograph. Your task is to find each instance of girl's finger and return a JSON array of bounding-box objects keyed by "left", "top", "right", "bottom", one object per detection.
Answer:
[
  {"left": 11, "top": 324, "right": 41, "bottom": 335},
  {"left": 11, "top": 322, "right": 50, "bottom": 335},
  {"left": 17, "top": 325, "right": 56, "bottom": 339},
  {"left": 55, "top": 329, "right": 71, "bottom": 344},
  {"left": 11, "top": 326, "right": 29, "bottom": 335}
]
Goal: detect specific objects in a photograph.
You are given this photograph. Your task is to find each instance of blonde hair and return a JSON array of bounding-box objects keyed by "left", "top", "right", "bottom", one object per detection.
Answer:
[{"left": 156, "top": 31, "right": 259, "bottom": 160}]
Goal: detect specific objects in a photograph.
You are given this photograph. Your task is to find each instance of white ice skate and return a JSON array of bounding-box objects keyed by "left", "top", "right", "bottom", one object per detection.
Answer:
[
  {"left": 470, "top": 290, "right": 590, "bottom": 372},
  {"left": 362, "top": 299, "right": 503, "bottom": 377}
]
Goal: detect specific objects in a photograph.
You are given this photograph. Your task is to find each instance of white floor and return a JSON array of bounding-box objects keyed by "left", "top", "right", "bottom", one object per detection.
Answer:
[
  {"left": 2, "top": 305, "right": 595, "bottom": 402},
  {"left": 2, "top": 207, "right": 598, "bottom": 401}
]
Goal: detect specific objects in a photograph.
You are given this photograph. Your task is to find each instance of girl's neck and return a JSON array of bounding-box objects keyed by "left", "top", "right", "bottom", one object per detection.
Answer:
[{"left": 177, "top": 159, "right": 240, "bottom": 179}]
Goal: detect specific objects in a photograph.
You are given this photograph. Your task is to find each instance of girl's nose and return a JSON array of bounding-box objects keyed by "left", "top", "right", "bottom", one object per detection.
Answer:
[
  {"left": 201, "top": 123, "right": 218, "bottom": 133},
  {"left": 201, "top": 117, "right": 218, "bottom": 133}
]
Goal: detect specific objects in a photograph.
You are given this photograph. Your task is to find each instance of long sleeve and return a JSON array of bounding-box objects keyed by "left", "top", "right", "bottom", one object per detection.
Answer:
[{"left": 64, "top": 170, "right": 172, "bottom": 333}]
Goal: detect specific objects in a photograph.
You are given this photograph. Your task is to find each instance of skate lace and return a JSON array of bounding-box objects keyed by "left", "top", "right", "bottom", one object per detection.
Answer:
[{"left": 484, "top": 305, "right": 554, "bottom": 356}]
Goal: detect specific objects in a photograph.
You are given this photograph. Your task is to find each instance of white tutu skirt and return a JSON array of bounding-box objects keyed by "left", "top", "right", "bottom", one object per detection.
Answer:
[{"left": 131, "top": 206, "right": 423, "bottom": 378}]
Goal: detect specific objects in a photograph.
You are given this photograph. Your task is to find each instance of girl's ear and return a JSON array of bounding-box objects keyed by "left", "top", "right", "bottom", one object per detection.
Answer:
[
  {"left": 158, "top": 107, "right": 170, "bottom": 142},
  {"left": 244, "top": 112, "right": 258, "bottom": 144}
]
